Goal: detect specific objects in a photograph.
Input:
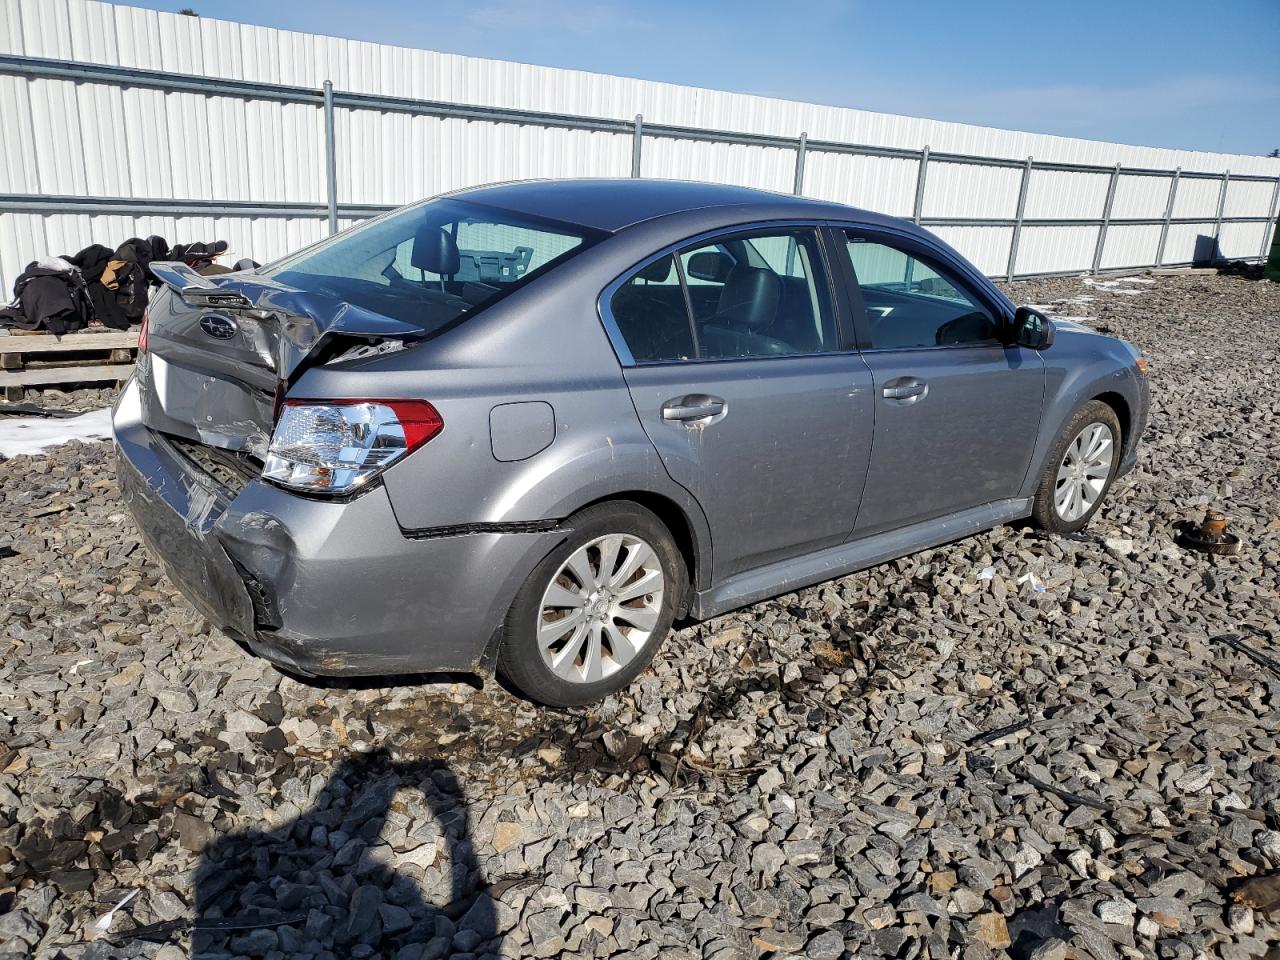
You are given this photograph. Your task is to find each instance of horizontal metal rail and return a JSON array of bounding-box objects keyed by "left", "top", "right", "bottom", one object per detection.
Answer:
[
  {"left": 0, "top": 54, "right": 325, "bottom": 105},
  {"left": 924, "top": 215, "right": 1275, "bottom": 228},
  {"left": 0, "top": 194, "right": 393, "bottom": 220},
  {"left": 2, "top": 193, "right": 1273, "bottom": 232},
  {"left": 1, "top": 193, "right": 1267, "bottom": 274}
]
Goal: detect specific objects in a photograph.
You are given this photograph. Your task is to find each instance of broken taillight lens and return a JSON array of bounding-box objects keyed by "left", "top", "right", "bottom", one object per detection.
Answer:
[
  {"left": 262, "top": 399, "right": 443, "bottom": 495},
  {"left": 138, "top": 308, "right": 149, "bottom": 353}
]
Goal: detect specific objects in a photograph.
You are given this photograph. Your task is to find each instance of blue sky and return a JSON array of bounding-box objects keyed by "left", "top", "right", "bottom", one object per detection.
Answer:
[{"left": 131, "top": 0, "right": 1279, "bottom": 156}]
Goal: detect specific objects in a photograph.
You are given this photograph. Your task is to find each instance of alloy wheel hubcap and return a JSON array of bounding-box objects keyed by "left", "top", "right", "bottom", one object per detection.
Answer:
[
  {"left": 1054, "top": 422, "right": 1115, "bottom": 522},
  {"left": 537, "top": 534, "right": 665, "bottom": 684}
]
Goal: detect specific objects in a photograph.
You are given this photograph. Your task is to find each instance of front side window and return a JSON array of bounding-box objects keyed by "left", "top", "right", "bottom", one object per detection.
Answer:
[
  {"left": 608, "top": 228, "right": 838, "bottom": 363},
  {"left": 843, "top": 233, "right": 998, "bottom": 349},
  {"left": 265, "top": 199, "right": 604, "bottom": 333}
]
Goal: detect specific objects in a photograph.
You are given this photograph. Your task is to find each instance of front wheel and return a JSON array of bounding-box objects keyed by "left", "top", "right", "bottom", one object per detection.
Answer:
[
  {"left": 1031, "top": 399, "right": 1122, "bottom": 534},
  {"left": 498, "top": 501, "right": 685, "bottom": 707}
]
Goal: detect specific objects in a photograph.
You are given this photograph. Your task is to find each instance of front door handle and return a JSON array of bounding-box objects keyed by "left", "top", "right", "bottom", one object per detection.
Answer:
[
  {"left": 882, "top": 377, "right": 928, "bottom": 403},
  {"left": 662, "top": 394, "right": 726, "bottom": 422}
]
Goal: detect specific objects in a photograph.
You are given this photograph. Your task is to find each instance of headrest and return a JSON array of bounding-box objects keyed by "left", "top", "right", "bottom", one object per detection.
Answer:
[
  {"left": 635, "top": 257, "right": 672, "bottom": 282},
  {"left": 412, "top": 226, "right": 460, "bottom": 276},
  {"left": 717, "top": 266, "right": 780, "bottom": 332}
]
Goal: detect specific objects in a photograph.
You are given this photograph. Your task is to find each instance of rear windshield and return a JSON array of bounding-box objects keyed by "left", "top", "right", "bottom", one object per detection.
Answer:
[{"left": 263, "top": 198, "right": 605, "bottom": 332}]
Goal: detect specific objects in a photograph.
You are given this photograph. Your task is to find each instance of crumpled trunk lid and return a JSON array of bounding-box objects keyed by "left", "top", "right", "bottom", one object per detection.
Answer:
[{"left": 138, "top": 265, "right": 424, "bottom": 459}]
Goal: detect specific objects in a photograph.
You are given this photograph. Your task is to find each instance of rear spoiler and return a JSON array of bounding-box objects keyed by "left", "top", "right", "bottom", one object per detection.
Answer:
[{"left": 150, "top": 261, "right": 253, "bottom": 308}]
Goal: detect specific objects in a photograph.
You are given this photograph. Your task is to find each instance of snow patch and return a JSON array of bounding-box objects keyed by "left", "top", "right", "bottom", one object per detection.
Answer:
[
  {"left": 0, "top": 408, "right": 113, "bottom": 457},
  {"left": 1083, "top": 276, "right": 1151, "bottom": 294}
]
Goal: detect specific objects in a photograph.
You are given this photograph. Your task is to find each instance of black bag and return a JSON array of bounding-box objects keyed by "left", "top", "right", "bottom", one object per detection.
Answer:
[{"left": 0, "top": 258, "right": 94, "bottom": 335}]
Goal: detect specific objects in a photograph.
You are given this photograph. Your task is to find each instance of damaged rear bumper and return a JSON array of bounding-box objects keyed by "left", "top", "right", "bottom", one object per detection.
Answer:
[
  {"left": 112, "top": 378, "right": 563, "bottom": 677},
  {"left": 113, "top": 384, "right": 256, "bottom": 641}
]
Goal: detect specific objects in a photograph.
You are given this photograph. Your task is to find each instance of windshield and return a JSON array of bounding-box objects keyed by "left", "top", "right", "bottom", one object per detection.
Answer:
[{"left": 264, "top": 198, "right": 605, "bottom": 332}]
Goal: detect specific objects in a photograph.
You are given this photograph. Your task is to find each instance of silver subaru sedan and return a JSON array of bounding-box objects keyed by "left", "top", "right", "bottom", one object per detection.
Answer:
[{"left": 114, "top": 179, "right": 1149, "bottom": 706}]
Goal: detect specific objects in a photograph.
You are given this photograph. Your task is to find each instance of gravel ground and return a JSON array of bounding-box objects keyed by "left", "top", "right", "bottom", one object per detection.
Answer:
[
  {"left": 3, "top": 386, "right": 119, "bottom": 414},
  {"left": 2, "top": 271, "right": 1279, "bottom": 960}
]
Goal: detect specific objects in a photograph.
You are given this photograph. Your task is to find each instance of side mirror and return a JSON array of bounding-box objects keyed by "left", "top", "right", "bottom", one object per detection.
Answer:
[
  {"left": 1012, "top": 305, "right": 1055, "bottom": 350},
  {"left": 685, "top": 251, "right": 733, "bottom": 283}
]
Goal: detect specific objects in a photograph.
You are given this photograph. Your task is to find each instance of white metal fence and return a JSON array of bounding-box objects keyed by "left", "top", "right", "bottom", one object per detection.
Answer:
[{"left": 2, "top": 0, "right": 1278, "bottom": 296}]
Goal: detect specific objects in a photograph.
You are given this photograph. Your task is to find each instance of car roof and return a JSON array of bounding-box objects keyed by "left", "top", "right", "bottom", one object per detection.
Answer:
[{"left": 455, "top": 178, "right": 909, "bottom": 235}]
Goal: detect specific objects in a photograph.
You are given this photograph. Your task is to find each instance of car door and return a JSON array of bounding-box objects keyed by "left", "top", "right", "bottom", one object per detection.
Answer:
[
  {"left": 601, "top": 225, "right": 875, "bottom": 582},
  {"left": 831, "top": 225, "right": 1046, "bottom": 539}
]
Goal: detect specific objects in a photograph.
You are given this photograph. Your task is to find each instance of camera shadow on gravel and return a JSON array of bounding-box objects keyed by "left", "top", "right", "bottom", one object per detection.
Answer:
[{"left": 191, "top": 748, "right": 496, "bottom": 958}]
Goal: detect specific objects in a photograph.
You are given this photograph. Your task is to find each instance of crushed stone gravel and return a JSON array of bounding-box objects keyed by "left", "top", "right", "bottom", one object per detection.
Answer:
[{"left": 1, "top": 271, "right": 1278, "bottom": 959}]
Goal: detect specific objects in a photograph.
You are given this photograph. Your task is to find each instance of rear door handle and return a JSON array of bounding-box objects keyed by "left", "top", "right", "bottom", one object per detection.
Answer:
[
  {"left": 662, "top": 394, "right": 726, "bottom": 422},
  {"left": 882, "top": 377, "right": 928, "bottom": 402}
]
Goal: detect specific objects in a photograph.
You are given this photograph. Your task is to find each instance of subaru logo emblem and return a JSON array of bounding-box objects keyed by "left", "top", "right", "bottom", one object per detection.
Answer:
[{"left": 199, "top": 314, "right": 238, "bottom": 340}]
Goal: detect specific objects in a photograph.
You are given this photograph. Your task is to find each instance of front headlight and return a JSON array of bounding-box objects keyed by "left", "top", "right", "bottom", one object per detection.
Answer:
[{"left": 262, "top": 399, "right": 443, "bottom": 494}]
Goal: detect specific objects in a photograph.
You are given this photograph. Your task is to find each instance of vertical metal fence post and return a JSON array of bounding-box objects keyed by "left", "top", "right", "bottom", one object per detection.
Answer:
[
  {"left": 1155, "top": 168, "right": 1180, "bottom": 267},
  {"left": 1259, "top": 177, "right": 1280, "bottom": 262},
  {"left": 1212, "top": 171, "right": 1230, "bottom": 260},
  {"left": 631, "top": 114, "right": 643, "bottom": 178},
  {"left": 912, "top": 146, "right": 929, "bottom": 225},
  {"left": 323, "top": 80, "right": 338, "bottom": 236},
  {"left": 1006, "top": 156, "right": 1033, "bottom": 280},
  {"left": 793, "top": 133, "right": 807, "bottom": 196},
  {"left": 1091, "top": 162, "right": 1121, "bottom": 275}
]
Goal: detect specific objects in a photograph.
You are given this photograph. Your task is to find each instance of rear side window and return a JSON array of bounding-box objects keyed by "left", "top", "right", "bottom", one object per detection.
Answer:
[
  {"left": 265, "top": 199, "right": 604, "bottom": 333},
  {"left": 842, "top": 233, "right": 998, "bottom": 349},
  {"left": 608, "top": 255, "right": 696, "bottom": 362},
  {"left": 607, "top": 227, "right": 838, "bottom": 363}
]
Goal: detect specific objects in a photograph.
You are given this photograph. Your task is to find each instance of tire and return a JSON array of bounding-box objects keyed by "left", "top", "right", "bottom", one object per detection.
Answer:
[
  {"left": 1031, "top": 399, "right": 1123, "bottom": 534},
  {"left": 498, "top": 501, "right": 686, "bottom": 707}
]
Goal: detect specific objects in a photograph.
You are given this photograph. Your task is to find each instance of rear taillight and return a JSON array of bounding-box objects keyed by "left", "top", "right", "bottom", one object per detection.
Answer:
[
  {"left": 138, "top": 309, "right": 149, "bottom": 353},
  {"left": 262, "top": 399, "right": 443, "bottom": 495}
]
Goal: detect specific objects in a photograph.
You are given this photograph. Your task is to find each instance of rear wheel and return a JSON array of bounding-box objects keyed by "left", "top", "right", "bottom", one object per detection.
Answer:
[
  {"left": 498, "top": 501, "right": 685, "bottom": 707},
  {"left": 1031, "top": 400, "right": 1122, "bottom": 533}
]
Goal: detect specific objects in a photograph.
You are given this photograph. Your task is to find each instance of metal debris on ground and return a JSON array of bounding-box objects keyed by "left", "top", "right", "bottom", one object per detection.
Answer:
[
  {"left": 1024, "top": 529, "right": 1090, "bottom": 543},
  {"left": 1018, "top": 765, "right": 1116, "bottom": 813},
  {"left": 442, "top": 874, "right": 542, "bottom": 920},
  {"left": 967, "top": 718, "right": 1031, "bottom": 746},
  {"left": 1212, "top": 632, "right": 1280, "bottom": 678},
  {"left": 1178, "top": 508, "right": 1243, "bottom": 556},
  {"left": 0, "top": 403, "right": 79, "bottom": 418},
  {"left": 114, "top": 912, "right": 309, "bottom": 943}
]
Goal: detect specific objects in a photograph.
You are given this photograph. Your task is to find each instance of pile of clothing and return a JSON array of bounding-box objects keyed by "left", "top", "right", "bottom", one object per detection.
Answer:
[{"left": 0, "top": 236, "right": 234, "bottom": 336}]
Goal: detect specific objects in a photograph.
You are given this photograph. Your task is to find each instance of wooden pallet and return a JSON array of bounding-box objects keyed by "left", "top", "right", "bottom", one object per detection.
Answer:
[{"left": 0, "top": 329, "right": 139, "bottom": 401}]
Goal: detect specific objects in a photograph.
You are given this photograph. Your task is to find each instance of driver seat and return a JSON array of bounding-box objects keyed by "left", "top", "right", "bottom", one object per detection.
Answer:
[{"left": 411, "top": 226, "right": 461, "bottom": 277}]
